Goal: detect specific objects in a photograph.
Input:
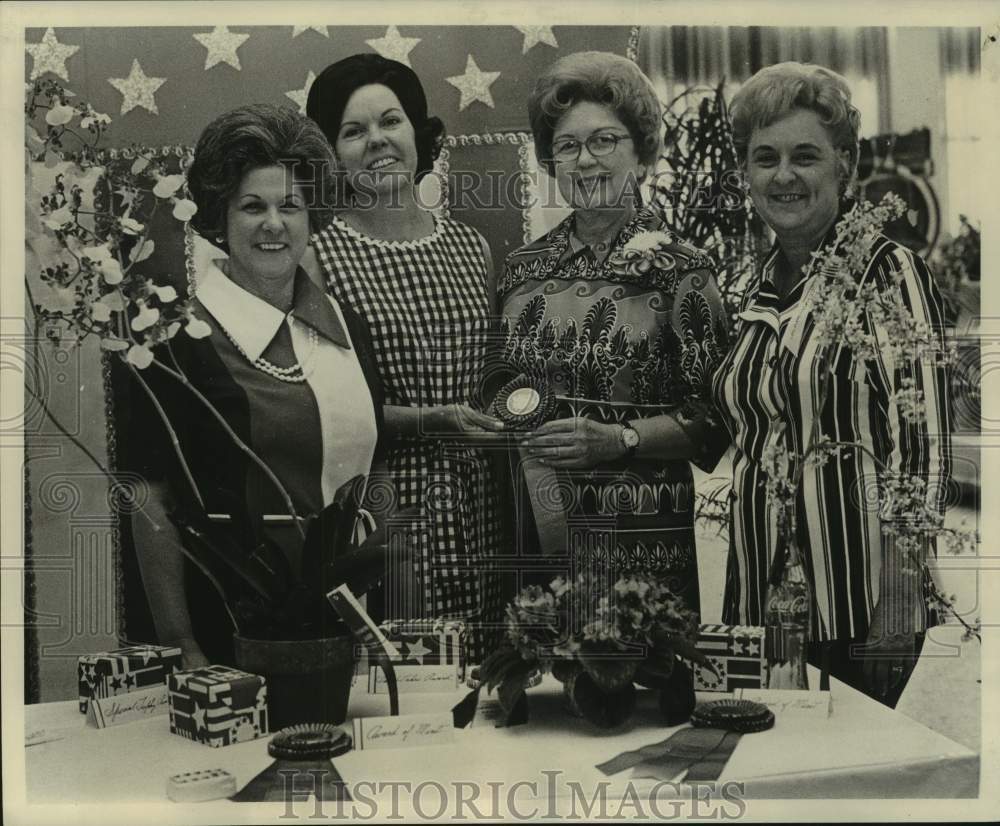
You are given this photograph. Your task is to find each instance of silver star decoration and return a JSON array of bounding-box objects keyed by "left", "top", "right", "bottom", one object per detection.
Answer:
[
  {"left": 108, "top": 59, "right": 166, "bottom": 116},
  {"left": 285, "top": 70, "right": 316, "bottom": 115},
  {"left": 514, "top": 26, "right": 558, "bottom": 54},
  {"left": 732, "top": 639, "right": 746, "bottom": 655},
  {"left": 292, "top": 26, "right": 329, "bottom": 38},
  {"left": 403, "top": 637, "right": 433, "bottom": 665},
  {"left": 193, "top": 26, "right": 250, "bottom": 71},
  {"left": 748, "top": 640, "right": 761, "bottom": 656},
  {"left": 26, "top": 28, "right": 80, "bottom": 82},
  {"left": 446, "top": 55, "right": 501, "bottom": 111},
  {"left": 365, "top": 26, "right": 421, "bottom": 67}
]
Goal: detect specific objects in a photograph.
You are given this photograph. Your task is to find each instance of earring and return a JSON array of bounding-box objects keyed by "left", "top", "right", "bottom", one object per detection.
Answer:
[{"left": 215, "top": 235, "right": 225, "bottom": 245}]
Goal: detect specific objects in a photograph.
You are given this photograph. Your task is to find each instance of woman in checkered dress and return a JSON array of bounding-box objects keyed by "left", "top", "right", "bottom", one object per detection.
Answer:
[{"left": 306, "top": 54, "right": 505, "bottom": 660}]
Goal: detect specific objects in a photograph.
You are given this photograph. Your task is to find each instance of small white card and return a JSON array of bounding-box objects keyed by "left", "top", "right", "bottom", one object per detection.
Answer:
[
  {"left": 368, "top": 664, "right": 460, "bottom": 694},
  {"left": 327, "top": 584, "right": 400, "bottom": 659},
  {"left": 86, "top": 684, "right": 169, "bottom": 728},
  {"left": 352, "top": 713, "right": 455, "bottom": 751},
  {"left": 735, "top": 688, "right": 833, "bottom": 717}
]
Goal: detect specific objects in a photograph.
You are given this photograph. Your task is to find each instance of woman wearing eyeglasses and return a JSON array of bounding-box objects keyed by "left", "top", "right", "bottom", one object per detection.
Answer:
[{"left": 499, "top": 52, "right": 730, "bottom": 613}]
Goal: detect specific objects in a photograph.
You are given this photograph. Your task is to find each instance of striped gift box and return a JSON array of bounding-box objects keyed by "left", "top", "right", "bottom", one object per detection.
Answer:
[
  {"left": 77, "top": 645, "right": 182, "bottom": 713},
  {"left": 692, "top": 624, "right": 767, "bottom": 692},
  {"left": 167, "top": 666, "right": 268, "bottom": 747}
]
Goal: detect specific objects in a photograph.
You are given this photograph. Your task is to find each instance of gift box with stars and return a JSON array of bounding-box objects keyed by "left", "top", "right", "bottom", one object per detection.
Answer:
[
  {"left": 692, "top": 625, "right": 768, "bottom": 692},
  {"left": 367, "top": 619, "right": 466, "bottom": 692},
  {"left": 77, "top": 645, "right": 183, "bottom": 713},
  {"left": 167, "top": 666, "right": 268, "bottom": 747}
]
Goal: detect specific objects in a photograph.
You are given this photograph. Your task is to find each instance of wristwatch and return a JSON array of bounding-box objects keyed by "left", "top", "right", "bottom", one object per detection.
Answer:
[{"left": 619, "top": 422, "right": 640, "bottom": 457}]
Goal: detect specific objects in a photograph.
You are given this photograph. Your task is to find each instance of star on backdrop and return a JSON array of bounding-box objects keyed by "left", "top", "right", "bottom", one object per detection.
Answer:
[
  {"left": 26, "top": 27, "right": 80, "bottom": 82},
  {"left": 292, "top": 26, "right": 329, "bottom": 38},
  {"left": 193, "top": 26, "right": 250, "bottom": 71},
  {"left": 514, "top": 26, "right": 559, "bottom": 54},
  {"left": 108, "top": 59, "right": 166, "bottom": 116},
  {"left": 365, "top": 26, "right": 422, "bottom": 67},
  {"left": 285, "top": 70, "right": 317, "bottom": 115},
  {"left": 446, "top": 55, "right": 501, "bottom": 111}
]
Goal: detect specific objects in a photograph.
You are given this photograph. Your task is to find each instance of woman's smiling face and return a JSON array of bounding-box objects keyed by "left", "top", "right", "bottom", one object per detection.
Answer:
[
  {"left": 334, "top": 83, "right": 418, "bottom": 197},
  {"left": 225, "top": 165, "right": 310, "bottom": 286},
  {"left": 746, "top": 107, "right": 848, "bottom": 247}
]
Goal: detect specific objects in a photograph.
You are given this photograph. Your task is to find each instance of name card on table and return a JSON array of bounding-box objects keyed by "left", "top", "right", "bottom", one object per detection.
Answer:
[
  {"left": 735, "top": 688, "right": 833, "bottom": 718},
  {"left": 352, "top": 712, "right": 455, "bottom": 751},
  {"left": 368, "top": 664, "right": 460, "bottom": 694},
  {"left": 86, "top": 684, "right": 169, "bottom": 728}
]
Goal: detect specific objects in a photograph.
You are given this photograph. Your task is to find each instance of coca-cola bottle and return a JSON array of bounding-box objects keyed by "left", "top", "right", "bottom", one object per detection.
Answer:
[{"left": 764, "top": 529, "right": 811, "bottom": 690}]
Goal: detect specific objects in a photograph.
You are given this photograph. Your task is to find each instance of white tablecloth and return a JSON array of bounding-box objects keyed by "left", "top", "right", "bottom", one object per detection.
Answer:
[{"left": 22, "top": 669, "right": 978, "bottom": 815}]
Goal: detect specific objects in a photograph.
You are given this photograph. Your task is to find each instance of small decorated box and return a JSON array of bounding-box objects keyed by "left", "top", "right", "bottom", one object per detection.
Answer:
[
  {"left": 167, "top": 666, "right": 268, "bottom": 747},
  {"left": 368, "top": 619, "right": 467, "bottom": 693},
  {"left": 78, "top": 644, "right": 183, "bottom": 713},
  {"left": 692, "top": 624, "right": 768, "bottom": 692}
]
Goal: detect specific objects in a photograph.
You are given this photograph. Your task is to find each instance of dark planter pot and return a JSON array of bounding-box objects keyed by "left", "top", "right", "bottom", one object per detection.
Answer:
[
  {"left": 563, "top": 667, "right": 636, "bottom": 729},
  {"left": 658, "top": 659, "right": 696, "bottom": 726},
  {"left": 234, "top": 633, "right": 356, "bottom": 730}
]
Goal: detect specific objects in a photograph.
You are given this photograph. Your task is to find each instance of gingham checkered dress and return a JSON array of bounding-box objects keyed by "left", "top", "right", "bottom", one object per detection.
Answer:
[{"left": 313, "top": 214, "right": 503, "bottom": 659}]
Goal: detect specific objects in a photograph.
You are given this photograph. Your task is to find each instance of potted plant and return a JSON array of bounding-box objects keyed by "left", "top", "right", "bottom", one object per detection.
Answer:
[
  {"left": 458, "top": 569, "right": 715, "bottom": 730},
  {"left": 24, "top": 79, "right": 406, "bottom": 729}
]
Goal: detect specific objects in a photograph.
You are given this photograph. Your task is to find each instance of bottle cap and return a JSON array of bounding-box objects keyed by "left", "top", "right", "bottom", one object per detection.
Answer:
[
  {"left": 690, "top": 699, "right": 775, "bottom": 733},
  {"left": 268, "top": 724, "right": 353, "bottom": 759}
]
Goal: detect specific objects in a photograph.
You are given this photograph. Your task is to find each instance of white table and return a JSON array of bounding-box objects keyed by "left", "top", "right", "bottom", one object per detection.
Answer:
[{"left": 22, "top": 670, "right": 979, "bottom": 816}]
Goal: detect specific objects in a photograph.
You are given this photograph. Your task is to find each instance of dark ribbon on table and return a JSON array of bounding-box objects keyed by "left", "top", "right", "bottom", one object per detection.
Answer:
[
  {"left": 230, "top": 729, "right": 354, "bottom": 803},
  {"left": 230, "top": 757, "right": 353, "bottom": 803},
  {"left": 597, "top": 727, "right": 742, "bottom": 782}
]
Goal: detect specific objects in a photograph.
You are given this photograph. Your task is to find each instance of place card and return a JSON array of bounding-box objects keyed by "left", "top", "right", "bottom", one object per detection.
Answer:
[
  {"left": 368, "top": 664, "right": 460, "bottom": 694},
  {"left": 86, "top": 683, "right": 169, "bottom": 728},
  {"left": 352, "top": 712, "right": 455, "bottom": 751},
  {"left": 734, "top": 688, "right": 833, "bottom": 718}
]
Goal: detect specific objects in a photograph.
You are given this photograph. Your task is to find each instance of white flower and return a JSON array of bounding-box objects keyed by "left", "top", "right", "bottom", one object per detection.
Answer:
[
  {"left": 130, "top": 239, "right": 155, "bottom": 263},
  {"left": 131, "top": 156, "right": 150, "bottom": 175},
  {"left": 131, "top": 302, "right": 160, "bottom": 332},
  {"left": 43, "top": 205, "right": 74, "bottom": 230},
  {"left": 166, "top": 321, "right": 182, "bottom": 339},
  {"left": 126, "top": 343, "right": 155, "bottom": 369},
  {"left": 185, "top": 316, "right": 212, "bottom": 339},
  {"left": 90, "top": 301, "right": 112, "bottom": 323},
  {"left": 100, "top": 290, "right": 125, "bottom": 311},
  {"left": 101, "top": 337, "right": 130, "bottom": 352},
  {"left": 623, "top": 230, "right": 671, "bottom": 253},
  {"left": 152, "top": 284, "right": 177, "bottom": 303},
  {"left": 99, "top": 257, "right": 123, "bottom": 285},
  {"left": 172, "top": 198, "right": 198, "bottom": 222},
  {"left": 45, "top": 104, "right": 75, "bottom": 126},
  {"left": 153, "top": 174, "right": 185, "bottom": 199},
  {"left": 80, "top": 111, "right": 111, "bottom": 130},
  {"left": 82, "top": 243, "right": 113, "bottom": 263},
  {"left": 120, "top": 216, "right": 144, "bottom": 235}
]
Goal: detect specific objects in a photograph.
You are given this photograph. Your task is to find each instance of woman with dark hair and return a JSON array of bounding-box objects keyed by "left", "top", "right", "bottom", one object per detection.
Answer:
[
  {"left": 712, "top": 62, "right": 952, "bottom": 706},
  {"left": 306, "top": 54, "right": 504, "bottom": 659},
  {"left": 499, "top": 52, "right": 730, "bottom": 614},
  {"left": 130, "top": 103, "right": 383, "bottom": 667}
]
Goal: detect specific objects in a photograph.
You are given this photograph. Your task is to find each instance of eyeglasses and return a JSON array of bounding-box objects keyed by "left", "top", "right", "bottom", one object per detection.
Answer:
[{"left": 550, "top": 133, "right": 633, "bottom": 163}]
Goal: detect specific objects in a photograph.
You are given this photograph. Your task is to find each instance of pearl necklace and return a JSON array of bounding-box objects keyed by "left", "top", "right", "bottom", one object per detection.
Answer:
[{"left": 219, "top": 319, "right": 318, "bottom": 384}]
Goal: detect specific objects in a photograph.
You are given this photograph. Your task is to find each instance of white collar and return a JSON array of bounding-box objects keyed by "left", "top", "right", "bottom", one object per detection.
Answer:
[{"left": 196, "top": 262, "right": 288, "bottom": 362}]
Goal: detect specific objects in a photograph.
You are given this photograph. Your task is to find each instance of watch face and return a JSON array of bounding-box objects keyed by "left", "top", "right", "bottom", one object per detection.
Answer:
[{"left": 623, "top": 427, "right": 640, "bottom": 449}]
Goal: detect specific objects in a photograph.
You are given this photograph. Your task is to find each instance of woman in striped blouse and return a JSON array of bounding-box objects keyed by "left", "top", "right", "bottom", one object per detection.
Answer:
[{"left": 711, "top": 63, "right": 952, "bottom": 707}]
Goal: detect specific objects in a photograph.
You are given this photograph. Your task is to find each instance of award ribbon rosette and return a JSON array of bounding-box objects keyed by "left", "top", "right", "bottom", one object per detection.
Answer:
[{"left": 490, "top": 374, "right": 566, "bottom": 555}]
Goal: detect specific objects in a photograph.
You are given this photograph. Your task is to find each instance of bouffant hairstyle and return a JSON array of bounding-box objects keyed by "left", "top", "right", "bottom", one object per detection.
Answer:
[
  {"left": 306, "top": 53, "right": 445, "bottom": 193},
  {"left": 186, "top": 103, "right": 336, "bottom": 250},
  {"left": 729, "top": 62, "right": 861, "bottom": 186},
  {"left": 528, "top": 51, "right": 662, "bottom": 176}
]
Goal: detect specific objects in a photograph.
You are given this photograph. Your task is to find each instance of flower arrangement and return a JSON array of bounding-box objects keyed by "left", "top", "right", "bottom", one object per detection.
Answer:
[
  {"left": 24, "top": 78, "right": 403, "bottom": 642},
  {"left": 459, "top": 569, "right": 714, "bottom": 729},
  {"left": 760, "top": 194, "right": 980, "bottom": 643}
]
